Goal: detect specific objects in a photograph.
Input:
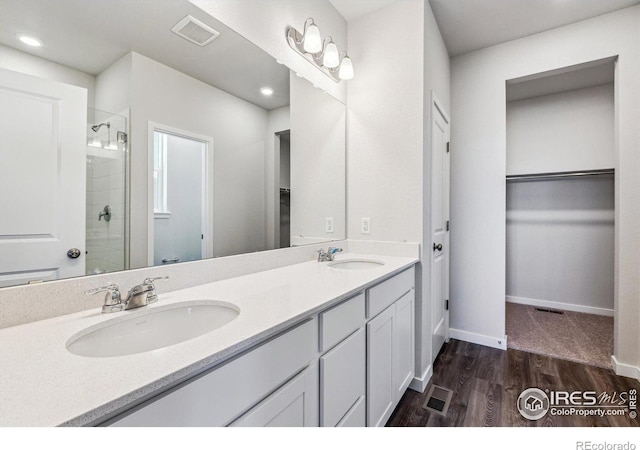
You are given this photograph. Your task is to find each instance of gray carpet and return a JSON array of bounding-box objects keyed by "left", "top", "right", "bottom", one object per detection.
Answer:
[{"left": 506, "top": 302, "right": 613, "bottom": 369}]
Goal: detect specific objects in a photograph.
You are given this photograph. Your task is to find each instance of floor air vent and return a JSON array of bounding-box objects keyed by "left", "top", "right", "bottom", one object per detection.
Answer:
[
  {"left": 535, "top": 307, "right": 564, "bottom": 314},
  {"left": 172, "top": 15, "right": 220, "bottom": 47},
  {"left": 423, "top": 384, "right": 453, "bottom": 416}
]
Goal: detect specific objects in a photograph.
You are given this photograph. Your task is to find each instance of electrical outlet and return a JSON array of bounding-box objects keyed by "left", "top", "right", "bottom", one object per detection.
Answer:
[
  {"left": 325, "top": 217, "right": 334, "bottom": 233},
  {"left": 361, "top": 217, "right": 371, "bottom": 234}
]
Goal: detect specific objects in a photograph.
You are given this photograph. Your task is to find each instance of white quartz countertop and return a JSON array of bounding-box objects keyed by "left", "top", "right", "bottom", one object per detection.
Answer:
[{"left": 0, "top": 253, "right": 417, "bottom": 426}]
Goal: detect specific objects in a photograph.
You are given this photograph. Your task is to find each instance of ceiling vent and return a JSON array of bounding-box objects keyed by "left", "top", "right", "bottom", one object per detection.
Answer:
[{"left": 171, "top": 15, "right": 220, "bottom": 47}]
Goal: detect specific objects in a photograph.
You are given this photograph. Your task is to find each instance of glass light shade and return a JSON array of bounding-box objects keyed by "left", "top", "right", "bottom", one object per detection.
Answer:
[
  {"left": 339, "top": 56, "right": 354, "bottom": 80},
  {"left": 322, "top": 42, "right": 339, "bottom": 68},
  {"left": 303, "top": 24, "right": 322, "bottom": 53}
]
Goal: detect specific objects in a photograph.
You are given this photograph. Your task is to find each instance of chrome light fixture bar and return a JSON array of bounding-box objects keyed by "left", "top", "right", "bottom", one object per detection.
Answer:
[{"left": 286, "top": 18, "right": 354, "bottom": 83}]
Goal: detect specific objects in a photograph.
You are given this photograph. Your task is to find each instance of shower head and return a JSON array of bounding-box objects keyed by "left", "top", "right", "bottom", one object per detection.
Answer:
[{"left": 91, "top": 122, "right": 110, "bottom": 133}]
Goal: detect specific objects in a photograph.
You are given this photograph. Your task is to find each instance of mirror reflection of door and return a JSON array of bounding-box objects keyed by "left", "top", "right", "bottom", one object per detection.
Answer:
[
  {"left": 0, "top": 69, "right": 86, "bottom": 287},
  {"left": 152, "top": 128, "right": 212, "bottom": 266},
  {"left": 278, "top": 130, "right": 291, "bottom": 249}
]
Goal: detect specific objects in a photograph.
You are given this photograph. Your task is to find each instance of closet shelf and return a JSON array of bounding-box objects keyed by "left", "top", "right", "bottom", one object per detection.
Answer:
[{"left": 506, "top": 168, "right": 614, "bottom": 182}]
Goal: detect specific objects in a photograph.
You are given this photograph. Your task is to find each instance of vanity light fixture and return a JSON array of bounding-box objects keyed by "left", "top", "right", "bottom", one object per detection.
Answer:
[
  {"left": 322, "top": 40, "right": 340, "bottom": 69},
  {"left": 338, "top": 54, "right": 354, "bottom": 80},
  {"left": 18, "top": 34, "right": 42, "bottom": 47},
  {"left": 286, "top": 18, "right": 354, "bottom": 83},
  {"left": 302, "top": 19, "right": 322, "bottom": 53}
]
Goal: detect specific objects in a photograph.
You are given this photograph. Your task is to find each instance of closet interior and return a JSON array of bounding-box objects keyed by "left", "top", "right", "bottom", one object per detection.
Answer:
[{"left": 504, "top": 58, "right": 616, "bottom": 369}]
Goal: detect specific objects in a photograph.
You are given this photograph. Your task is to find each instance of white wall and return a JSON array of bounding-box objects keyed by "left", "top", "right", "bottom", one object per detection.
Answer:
[
  {"left": 128, "top": 53, "right": 269, "bottom": 266},
  {"left": 290, "top": 75, "right": 345, "bottom": 242},
  {"left": 94, "top": 53, "right": 132, "bottom": 115},
  {"left": 420, "top": 1, "right": 452, "bottom": 382},
  {"left": 265, "top": 106, "right": 290, "bottom": 250},
  {"left": 450, "top": 6, "right": 640, "bottom": 374},
  {"left": 507, "top": 84, "right": 614, "bottom": 175},
  {"left": 0, "top": 44, "right": 95, "bottom": 107},
  {"left": 347, "top": 2, "right": 424, "bottom": 244},
  {"left": 506, "top": 177, "right": 615, "bottom": 314},
  {"left": 191, "top": 0, "right": 347, "bottom": 103},
  {"left": 153, "top": 134, "right": 204, "bottom": 266},
  {"left": 347, "top": 0, "right": 451, "bottom": 387}
]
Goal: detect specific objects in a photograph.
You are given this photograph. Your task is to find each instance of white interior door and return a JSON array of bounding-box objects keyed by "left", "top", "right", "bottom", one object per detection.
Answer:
[
  {"left": 430, "top": 92, "right": 451, "bottom": 359},
  {"left": 0, "top": 69, "right": 87, "bottom": 287},
  {"left": 147, "top": 122, "right": 213, "bottom": 267}
]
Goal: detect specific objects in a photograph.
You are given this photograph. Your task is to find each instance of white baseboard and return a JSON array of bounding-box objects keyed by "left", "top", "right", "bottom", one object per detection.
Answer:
[
  {"left": 409, "top": 364, "right": 433, "bottom": 393},
  {"left": 450, "top": 328, "right": 507, "bottom": 350},
  {"left": 506, "top": 295, "right": 614, "bottom": 317},
  {"left": 611, "top": 355, "right": 640, "bottom": 381}
]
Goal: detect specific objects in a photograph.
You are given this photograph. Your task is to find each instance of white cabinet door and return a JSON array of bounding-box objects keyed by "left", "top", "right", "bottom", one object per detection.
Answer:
[
  {"left": 366, "top": 284, "right": 416, "bottom": 428},
  {"left": 394, "top": 290, "right": 415, "bottom": 398},
  {"left": 366, "top": 305, "right": 395, "bottom": 427},
  {"left": 229, "top": 363, "right": 319, "bottom": 427},
  {"left": 0, "top": 69, "right": 87, "bottom": 287},
  {"left": 336, "top": 396, "right": 365, "bottom": 427},
  {"left": 320, "top": 328, "right": 365, "bottom": 426}
]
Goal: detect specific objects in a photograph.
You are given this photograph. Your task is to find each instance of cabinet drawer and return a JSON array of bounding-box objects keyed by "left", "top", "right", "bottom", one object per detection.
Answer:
[
  {"left": 229, "top": 362, "right": 319, "bottom": 427},
  {"left": 320, "top": 328, "right": 365, "bottom": 426},
  {"left": 319, "top": 292, "right": 365, "bottom": 352},
  {"left": 109, "top": 319, "right": 317, "bottom": 427},
  {"left": 367, "top": 267, "right": 414, "bottom": 319}
]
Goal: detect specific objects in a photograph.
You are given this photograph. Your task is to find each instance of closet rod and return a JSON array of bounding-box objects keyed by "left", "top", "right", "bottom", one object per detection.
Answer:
[{"left": 506, "top": 168, "right": 614, "bottom": 182}]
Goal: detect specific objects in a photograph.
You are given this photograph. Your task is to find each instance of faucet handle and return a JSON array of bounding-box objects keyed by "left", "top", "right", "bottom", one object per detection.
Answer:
[
  {"left": 327, "top": 247, "right": 343, "bottom": 261},
  {"left": 85, "top": 282, "right": 124, "bottom": 313},
  {"left": 317, "top": 249, "right": 328, "bottom": 261},
  {"left": 143, "top": 276, "right": 169, "bottom": 285},
  {"left": 142, "top": 276, "right": 168, "bottom": 304},
  {"left": 84, "top": 282, "right": 119, "bottom": 295}
]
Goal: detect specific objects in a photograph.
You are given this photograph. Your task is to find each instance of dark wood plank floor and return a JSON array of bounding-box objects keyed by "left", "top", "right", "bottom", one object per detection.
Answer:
[{"left": 387, "top": 339, "right": 640, "bottom": 427}]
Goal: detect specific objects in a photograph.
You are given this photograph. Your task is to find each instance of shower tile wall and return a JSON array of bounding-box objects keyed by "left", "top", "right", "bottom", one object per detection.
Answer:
[{"left": 85, "top": 154, "right": 126, "bottom": 275}]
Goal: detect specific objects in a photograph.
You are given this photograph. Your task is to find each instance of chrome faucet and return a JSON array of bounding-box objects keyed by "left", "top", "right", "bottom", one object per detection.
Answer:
[
  {"left": 317, "top": 247, "right": 343, "bottom": 262},
  {"left": 85, "top": 276, "right": 169, "bottom": 313}
]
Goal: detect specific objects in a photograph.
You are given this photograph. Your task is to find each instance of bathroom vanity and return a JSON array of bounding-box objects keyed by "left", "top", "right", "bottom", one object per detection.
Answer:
[{"left": 0, "top": 253, "right": 417, "bottom": 427}]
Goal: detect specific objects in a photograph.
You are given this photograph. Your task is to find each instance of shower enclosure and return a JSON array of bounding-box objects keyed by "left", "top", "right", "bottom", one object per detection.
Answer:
[{"left": 85, "top": 108, "right": 128, "bottom": 275}]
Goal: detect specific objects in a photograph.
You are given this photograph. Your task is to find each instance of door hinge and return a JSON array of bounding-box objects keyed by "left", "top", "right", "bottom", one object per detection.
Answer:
[
  {"left": 446, "top": 220, "right": 450, "bottom": 231},
  {"left": 446, "top": 142, "right": 450, "bottom": 153},
  {"left": 445, "top": 299, "right": 449, "bottom": 311}
]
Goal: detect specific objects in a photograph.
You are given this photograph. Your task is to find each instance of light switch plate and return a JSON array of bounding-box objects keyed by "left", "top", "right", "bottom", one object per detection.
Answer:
[
  {"left": 325, "top": 217, "right": 334, "bottom": 233},
  {"left": 361, "top": 217, "right": 371, "bottom": 234}
]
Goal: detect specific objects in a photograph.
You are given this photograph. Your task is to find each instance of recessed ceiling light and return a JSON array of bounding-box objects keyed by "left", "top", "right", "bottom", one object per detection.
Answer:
[
  {"left": 260, "top": 87, "right": 274, "bottom": 96},
  {"left": 18, "top": 35, "right": 42, "bottom": 47}
]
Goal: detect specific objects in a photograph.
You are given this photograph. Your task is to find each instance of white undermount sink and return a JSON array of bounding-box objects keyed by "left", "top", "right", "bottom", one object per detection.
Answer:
[
  {"left": 66, "top": 301, "right": 239, "bottom": 358},
  {"left": 328, "top": 259, "right": 385, "bottom": 270}
]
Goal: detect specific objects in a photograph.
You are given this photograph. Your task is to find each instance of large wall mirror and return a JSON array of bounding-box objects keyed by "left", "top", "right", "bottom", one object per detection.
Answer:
[{"left": 0, "top": 0, "right": 346, "bottom": 288}]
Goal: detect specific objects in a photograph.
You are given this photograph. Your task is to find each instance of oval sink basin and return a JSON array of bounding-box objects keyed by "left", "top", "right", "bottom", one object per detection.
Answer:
[
  {"left": 328, "top": 259, "right": 385, "bottom": 270},
  {"left": 67, "top": 301, "right": 239, "bottom": 358}
]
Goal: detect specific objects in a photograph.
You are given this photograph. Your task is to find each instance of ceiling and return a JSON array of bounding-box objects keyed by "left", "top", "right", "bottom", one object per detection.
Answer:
[
  {"left": 329, "top": 0, "right": 402, "bottom": 22},
  {"left": 0, "top": 0, "right": 289, "bottom": 110},
  {"left": 506, "top": 57, "right": 616, "bottom": 102},
  {"left": 429, "top": 0, "right": 640, "bottom": 57}
]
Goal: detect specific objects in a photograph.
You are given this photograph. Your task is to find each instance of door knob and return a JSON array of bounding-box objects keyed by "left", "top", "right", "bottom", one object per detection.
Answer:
[
  {"left": 67, "top": 248, "right": 81, "bottom": 259},
  {"left": 433, "top": 243, "right": 443, "bottom": 252}
]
